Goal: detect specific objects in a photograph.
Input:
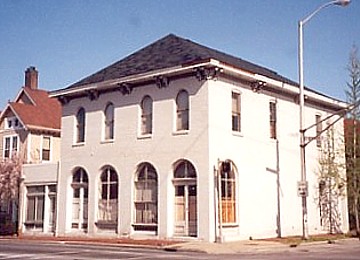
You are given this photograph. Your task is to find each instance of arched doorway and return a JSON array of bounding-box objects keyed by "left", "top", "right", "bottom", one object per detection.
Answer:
[
  {"left": 173, "top": 160, "right": 197, "bottom": 237},
  {"left": 71, "top": 168, "right": 88, "bottom": 232}
]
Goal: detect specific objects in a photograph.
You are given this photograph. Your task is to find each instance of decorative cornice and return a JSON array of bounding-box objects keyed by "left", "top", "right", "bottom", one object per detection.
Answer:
[
  {"left": 195, "top": 67, "right": 223, "bottom": 81},
  {"left": 250, "top": 81, "right": 266, "bottom": 93},
  {"left": 155, "top": 75, "right": 170, "bottom": 89},
  {"left": 86, "top": 89, "right": 99, "bottom": 101},
  {"left": 118, "top": 83, "right": 133, "bottom": 95}
]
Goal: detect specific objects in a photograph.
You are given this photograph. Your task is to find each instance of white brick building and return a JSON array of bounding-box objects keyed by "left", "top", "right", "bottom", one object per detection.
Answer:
[{"left": 50, "top": 34, "right": 348, "bottom": 242}]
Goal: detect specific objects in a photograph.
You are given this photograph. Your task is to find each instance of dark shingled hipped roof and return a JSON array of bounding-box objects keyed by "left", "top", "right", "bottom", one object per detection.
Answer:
[{"left": 67, "top": 34, "right": 296, "bottom": 89}]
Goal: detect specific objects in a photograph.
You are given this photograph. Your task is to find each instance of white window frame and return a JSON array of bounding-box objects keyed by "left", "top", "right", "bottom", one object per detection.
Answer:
[
  {"left": 175, "top": 90, "right": 190, "bottom": 132},
  {"left": 103, "top": 103, "right": 115, "bottom": 141},
  {"left": 2, "top": 135, "right": 19, "bottom": 159},
  {"left": 5, "top": 117, "right": 22, "bottom": 130},
  {"left": 98, "top": 167, "right": 118, "bottom": 223},
  {"left": 41, "top": 136, "right": 52, "bottom": 162},
  {"left": 139, "top": 96, "right": 153, "bottom": 137},
  {"left": 25, "top": 186, "right": 45, "bottom": 226},
  {"left": 232, "top": 91, "right": 241, "bottom": 133},
  {"left": 75, "top": 107, "right": 86, "bottom": 144},
  {"left": 134, "top": 163, "right": 158, "bottom": 230}
]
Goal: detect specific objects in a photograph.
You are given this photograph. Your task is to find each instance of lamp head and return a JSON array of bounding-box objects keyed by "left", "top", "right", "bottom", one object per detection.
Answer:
[{"left": 335, "top": 0, "right": 351, "bottom": 7}]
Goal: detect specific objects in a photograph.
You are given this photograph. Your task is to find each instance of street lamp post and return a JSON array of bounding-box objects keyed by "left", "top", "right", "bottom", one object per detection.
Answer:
[{"left": 298, "top": 0, "right": 350, "bottom": 240}]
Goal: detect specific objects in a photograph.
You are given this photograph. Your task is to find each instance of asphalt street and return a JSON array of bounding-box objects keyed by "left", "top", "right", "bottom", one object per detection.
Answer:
[{"left": 0, "top": 238, "right": 359, "bottom": 260}]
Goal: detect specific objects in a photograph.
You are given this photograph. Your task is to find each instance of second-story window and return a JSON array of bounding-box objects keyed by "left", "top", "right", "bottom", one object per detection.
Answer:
[
  {"left": 232, "top": 92, "right": 241, "bottom": 132},
  {"left": 76, "top": 108, "right": 85, "bottom": 143},
  {"left": 269, "top": 101, "right": 277, "bottom": 139},
  {"left": 176, "top": 90, "right": 189, "bottom": 131},
  {"left": 42, "top": 136, "right": 51, "bottom": 161},
  {"left": 3, "top": 136, "right": 18, "bottom": 159},
  {"left": 316, "top": 115, "right": 322, "bottom": 147},
  {"left": 141, "top": 96, "right": 153, "bottom": 135},
  {"left": 104, "top": 103, "right": 114, "bottom": 140}
]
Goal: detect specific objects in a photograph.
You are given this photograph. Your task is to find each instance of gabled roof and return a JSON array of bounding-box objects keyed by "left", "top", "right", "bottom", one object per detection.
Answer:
[
  {"left": 65, "top": 33, "right": 296, "bottom": 90},
  {"left": 0, "top": 86, "right": 61, "bottom": 132}
]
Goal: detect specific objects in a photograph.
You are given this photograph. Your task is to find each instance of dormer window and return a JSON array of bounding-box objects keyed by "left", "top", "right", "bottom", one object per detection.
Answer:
[{"left": 5, "top": 117, "right": 22, "bottom": 130}]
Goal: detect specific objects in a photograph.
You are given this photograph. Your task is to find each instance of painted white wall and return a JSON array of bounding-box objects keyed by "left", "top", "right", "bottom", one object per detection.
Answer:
[{"left": 56, "top": 74, "right": 348, "bottom": 242}]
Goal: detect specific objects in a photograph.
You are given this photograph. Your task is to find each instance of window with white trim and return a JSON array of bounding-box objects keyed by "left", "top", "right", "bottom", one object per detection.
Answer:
[
  {"left": 140, "top": 96, "right": 153, "bottom": 135},
  {"left": 5, "top": 117, "right": 22, "bottom": 130},
  {"left": 26, "top": 186, "right": 45, "bottom": 226},
  {"left": 220, "top": 161, "right": 236, "bottom": 223},
  {"left": 42, "top": 136, "right": 51, "bottom": 161},
  {"left": 134, "top": 163, "right": 157, "bottom": 231},
  {"left": 76, "top": 108, "right": 85, "bottom": 143},
  {"left": 3, "top": 135, "right": 18, "bottom": 159},
  {"left": 176, "top": 90, "right": 189, "bottom": 131},
  {"left": 232, "top": 92, "right": 241, "bottom": 132},
  {"left": 104, "top": 103, "right": 114, "bottom": 140},
  {"left": 98, "top": 167, "right": 118, "bottom": 222}
]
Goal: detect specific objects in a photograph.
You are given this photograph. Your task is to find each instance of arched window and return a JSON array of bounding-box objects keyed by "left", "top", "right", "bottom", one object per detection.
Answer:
[
  {"left": 71, "top": 168, "right": 88, "bottom": 230},
  {"left": 174, "top": 160, "right": 196, "bottom": 179},
  {"left": 76, "top": 108, "right": 85, "bottom": 143},
  {"left": 141, "top": 96, "right": 153, "bottom": 135},
  {"left": 134, "top": 163, "right": 157, "bottom": 231},
  {"left": 176, "top": 90, "right": 189, "bottom": 131},
  {"left": 104, "top": 103, "right": 114, "bottom": 140},
  {"left": 220, "top": 161, "right": 236, "bottom": 223},
  {"left": 98, "top": 167, "right": 118, "bottom": 222}
]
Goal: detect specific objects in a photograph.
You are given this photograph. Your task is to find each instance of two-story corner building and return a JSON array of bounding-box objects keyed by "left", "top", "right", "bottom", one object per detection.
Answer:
[
  {"left": 0, "top": 67, "right": 61, "bottom": 235},
  {"left": 50, "top": 34, "right": 349, "bottom": 242}
]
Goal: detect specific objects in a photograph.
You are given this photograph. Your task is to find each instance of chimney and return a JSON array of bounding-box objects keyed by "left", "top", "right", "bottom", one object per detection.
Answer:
[{"left": 25, "top": 66, "right": 38, "bottom": 89}]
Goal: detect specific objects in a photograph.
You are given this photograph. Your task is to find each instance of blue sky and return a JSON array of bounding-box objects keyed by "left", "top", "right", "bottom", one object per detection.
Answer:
[{"left": 0, "top": 0, "right": 359, "bottom": 109}]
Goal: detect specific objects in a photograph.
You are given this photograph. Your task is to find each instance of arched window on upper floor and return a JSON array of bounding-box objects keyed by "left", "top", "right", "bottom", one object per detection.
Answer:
[
  {"left": 76, "top": 107, "right": 85, "bottom": 143},
  {"left": 176, "top": 90, "right": 189, "bottom": 131},
  {"left": 140, "top": 96, "right": 153, "bottom": 135},
  {"left": 104, "top": 103, "right": 114, "bottom": 140}
]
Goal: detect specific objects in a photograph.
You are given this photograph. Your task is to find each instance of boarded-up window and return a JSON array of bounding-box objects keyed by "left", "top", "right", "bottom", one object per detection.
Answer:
[
  {"left": 98, "top": 167, "right": 118, "bottom": 222},
  {"left": 134, "top": 163, "right": 157, "bottom": 228},
  {"left": 221, "top": 162, "right": 236, "bottom": 223}
]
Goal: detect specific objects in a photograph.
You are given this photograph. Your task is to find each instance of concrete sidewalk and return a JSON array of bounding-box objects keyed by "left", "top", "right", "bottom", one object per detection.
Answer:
[
  {"left": 164, "top": 238, "right": 359, "bottom": 254},
  {"left": 164, "top": 239, "right": 289, "bottom": 254}
]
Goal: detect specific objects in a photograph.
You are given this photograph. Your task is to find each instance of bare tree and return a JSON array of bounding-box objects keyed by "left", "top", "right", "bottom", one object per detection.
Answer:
[
  {"left": 0, "top": 156, "right": 22, "bottom": 234},
  {"left": 344, "top": 45, "right": 360, "bottom": 236},
  {"left": 317, "top": 126, "right": 346, "bottom": 234}
]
